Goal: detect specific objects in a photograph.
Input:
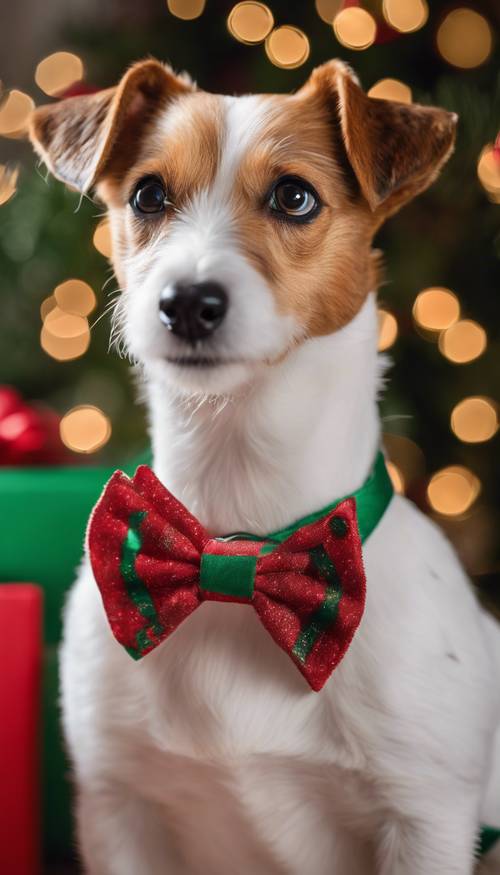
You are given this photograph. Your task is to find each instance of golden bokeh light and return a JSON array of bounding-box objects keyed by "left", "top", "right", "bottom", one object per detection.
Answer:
[
  {"left": 386, "top": 460, "right": 405, "bottom": 494},
  {"left": 60, "top": 405, "right": 111, "bottom": 454},
  {"left": 265, "top": 26, "right": 310, "bottom": 69},
  {"left": 54, "top": 279, "right": 96, "bottom": 317},
  {"left": 40, "top": 324, "right": 90, "bottom": 361},
  {"left": 0, "top": 164, "right": 19, "bottom": 205},
  {"left": 439, "top": 319, "right": 486, "bottom": 364},
  {"left": 384, "top": 433, "right": 425, "bottom": 489},
  {"left": 451, "top": 396, "right": 498, "bottom": 444},
  {"left": 382, "top": 0, "right": 428, "bottom": 33},
  {"left": 368, "top": 78, "right": 412, "bottom": 104},
  {"left": 0, "top": 90, "right": 34, "bottom": 136},
  {"left": 437, "top": 8, "right": 493, "bottom": 69},
  {"left": 412, "top": 287, "right": 460, "bottom": 333},
  {"left": 333, "top": 7, "right": 377, "bottom": 51},
  {"left": 167, "top": 0, "right": 206, "bottom": 20},
  {"left": 315, "top": 0, "right": 342, "bottom": 24},
  {"left": 93, "top": 220, "right": 113, "bottom": 258},
  {"left": 227, "top": 2, "right": 274, "bottom": 44},
  {"left": 378, "top": 309, "right": 398, "bottom": 351},
  {"left": 35, "top": 52, "right": 84, "bottom": 97},
  {"left": 44, "top": 306, "right": 89, "bottom": 340},
  {"left": 40, "top": 295, "right": 57, "bottom": 321},
  {"left": 477, "top": 145, "right": 500, "bottom": 197},
  {"left": 427, "top": 465, "right": 481, "bottom": 516}
]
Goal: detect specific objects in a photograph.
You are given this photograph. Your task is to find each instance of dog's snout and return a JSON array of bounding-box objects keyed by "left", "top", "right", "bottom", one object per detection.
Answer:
[{"left": 159, "top": 281, "right": 228, "bottom": 342}]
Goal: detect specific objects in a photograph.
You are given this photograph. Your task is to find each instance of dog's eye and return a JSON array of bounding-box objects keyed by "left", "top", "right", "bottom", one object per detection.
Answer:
[
  {"left": 269, "top": 177, "right": 319, "bottom": 221},
  {"left": 130, "top": 177, "right": 167, "bottom": 215}
]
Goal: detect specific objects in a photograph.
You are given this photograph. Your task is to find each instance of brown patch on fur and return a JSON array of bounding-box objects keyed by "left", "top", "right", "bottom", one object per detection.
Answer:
[
  {"left": 229, "top": 91, "right": 375, "bottom": 337},
  {"left": 29, "top": 60, "right": 194, "bottom": 192}
]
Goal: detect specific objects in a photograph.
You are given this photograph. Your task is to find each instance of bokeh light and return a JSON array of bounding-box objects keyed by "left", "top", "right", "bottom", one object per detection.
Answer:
[
  {"left": 451, "top": 397, "right": 498, "bottom": 443},
  {"left": 384, "top": 433, "right": 425, "bottom": 490},
  {"left": 333, "top": 7, "right": 377, "bottom": 51},
  {"left": 265, "top": 26, "right": 310, "bottom": 69},
  {"left": 60, "top": 405, "right": 111, "bottom": 454},
  {"left": 0, "top": 164, "right": 19, "bottom": 205},
  {"left": 413, "top": 287, "right": 460, "bottom": 333},
  {"left": 427, "top": 465, "right": 481, "bottom": 516},
  {"left": 382, "top": 0, "right": 428, "bottom": 34},
  {"left": 40, "top": 295, "right": 57, "bottom": 321},
  {"left": 0, "top": 90, "right": 34, "bottom": 136},
  {"left": 35, "top": 52, "right": 84, "bottom": 97},
  {"left": 378, "top": 309, "right": 398, "bottom": 351},
  {"left": 40, "top": 324, "right": 90, "bottom": 361},
  {"left": 437, "top": 8, "right": 493, "bottom": 69},
  {"left": 439, "top": 319, "right": 486, "bottom": 364},
  {"left": 227, "top": 2, "right": 274, "bottom": 44},
  {"left": 386, "top": 460, "right": 405, "bottom": 494},
  {"left": 54, "top": 279, "right": 96, "bottom": 317},
  {"left": 167, "top": 0, "right": 206, "bottom": 20},
  {"left": 477, "top": 145, "right": 500, "bottom": 198},
  {"left": 315, "top": 0, "right": 342, "bottom": 24},
  {"left": 368, "top": 79, "right": 412, "bottom": 104},
  {"left": 93, "top": 220, "right": 113, "bottom": 258}
]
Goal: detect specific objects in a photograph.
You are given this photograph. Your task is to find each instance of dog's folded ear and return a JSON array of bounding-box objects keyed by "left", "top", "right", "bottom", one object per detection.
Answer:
[
  {"left": 29, "top": 59, "right": 194, "bottom": 193},
  {"left": 300, "top": 60, "right": 457, "bottom": 218}
]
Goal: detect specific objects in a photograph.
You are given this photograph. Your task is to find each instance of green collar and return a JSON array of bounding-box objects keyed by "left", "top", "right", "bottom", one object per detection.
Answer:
[{"left": 223, "top": 451, "right": 394, "bottom": 546}]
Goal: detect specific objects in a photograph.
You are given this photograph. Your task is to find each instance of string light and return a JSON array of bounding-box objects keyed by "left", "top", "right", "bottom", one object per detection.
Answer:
[
  {"left": 437, "top": 8, "right": 492, "bottom": 69},
  {"left": 368, "top": 79, "right": 412, "bottom": 104},
  {"left": 315, "top": 0, "right": 342, "bottom": 24},
  {"left": 0, "top": 90, "right": 34, "bottom": 137},
  {"left": 0, "top": 164, "right": 19, "bottom": 205},
  {"left": 333, "top": 8, "right": 377, "bottom": 51},
  {"left": 93, "top": 220, "right": 113, "bottom": 258},
  {"left": 439, "top": 319, "right": 486, "bottom": 364},
  {"left": 477, "top": 145, "right": 500, "bottom": 199},
  {"left": 386, "top": 460, "right": 405, "bottom": 494},
  {"left": 227, "top": 2, "right": 274, "bottom": 44},
  {"left": 265, "top": 26, "right": 310, "bottom": 69},
  {"left": 60, "top": 405, "right": 111, "bottom": 454},
  {"left": 427, "top": 465, "right": 481, "bottom": 516},
  {"left": 413, "top": 287, "right": 460, "bottom": 333},
  {"left": 54, "top": 279, "right": 96, "bottom": 317},
  {"left": 378, "top": 309, "right": 398, "bottom": 351},
  {"left": 451, "top": 397, "right": 498, "bottom": 443},
  {"left": 167, "top": 0, "right": 206, "bottom": 20},
  {"left": 35, "top": 52, "right": 84, "bottom": 97},
  {"left": 382, "top": 0, "right": 428, "bottom": 34}
]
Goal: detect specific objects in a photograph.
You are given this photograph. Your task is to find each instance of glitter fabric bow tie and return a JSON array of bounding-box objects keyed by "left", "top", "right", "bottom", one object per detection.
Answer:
[{"left": 89, "top": 466, "right": 375, "bottom": 691}]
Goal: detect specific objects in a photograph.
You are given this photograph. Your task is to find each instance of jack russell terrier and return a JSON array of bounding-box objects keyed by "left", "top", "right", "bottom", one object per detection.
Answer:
[{"left": 29, "top": 58, "right": 500, "bottom": 874}]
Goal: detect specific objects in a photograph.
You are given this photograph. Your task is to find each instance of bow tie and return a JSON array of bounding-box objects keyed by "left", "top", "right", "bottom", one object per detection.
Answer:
[{"left": 88, "top": 454, "right": 393, "bottom": 691}]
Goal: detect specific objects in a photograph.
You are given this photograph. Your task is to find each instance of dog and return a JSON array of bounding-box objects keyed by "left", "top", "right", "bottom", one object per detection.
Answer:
[{"left": 29, "top": 58, "right": 500, "bottom": 874}]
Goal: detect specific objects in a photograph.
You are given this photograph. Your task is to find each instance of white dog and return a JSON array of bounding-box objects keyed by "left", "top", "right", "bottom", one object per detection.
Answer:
[{"left": 30, "top": 59, "right": 500, "bottom": 874}]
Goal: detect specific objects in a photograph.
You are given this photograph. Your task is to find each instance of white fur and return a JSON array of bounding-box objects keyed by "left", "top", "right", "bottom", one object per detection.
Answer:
[{"left": 61, "top": 95, "right": 500, "bottom": 874}]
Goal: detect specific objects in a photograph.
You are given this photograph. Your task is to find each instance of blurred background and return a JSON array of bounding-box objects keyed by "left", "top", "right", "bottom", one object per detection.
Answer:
[{"left": 0, "top": 0, "right": 499, "bottom": 870}]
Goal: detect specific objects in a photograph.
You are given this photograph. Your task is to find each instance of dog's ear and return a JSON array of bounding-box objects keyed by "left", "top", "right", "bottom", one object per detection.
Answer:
[
  {"left": 29, "top": 59, "right": 194, "bottom": 193},
  {"left": 300, "top": 60, "right": 457, "bottom": 218}
]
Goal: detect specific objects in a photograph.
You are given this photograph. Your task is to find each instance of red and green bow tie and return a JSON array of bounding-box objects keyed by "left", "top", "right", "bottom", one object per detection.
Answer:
[{"left": 88, "top": 452, "right": 393, "bottom": 691}]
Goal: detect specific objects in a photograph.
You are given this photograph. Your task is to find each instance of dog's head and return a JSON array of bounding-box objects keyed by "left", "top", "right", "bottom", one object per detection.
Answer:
[{"left": 29, "top": 59, "right": 456, "bottom": 395}]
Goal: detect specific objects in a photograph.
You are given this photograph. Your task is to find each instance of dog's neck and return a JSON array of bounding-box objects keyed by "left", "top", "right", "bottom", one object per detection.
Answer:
[{"left": 148, "top": 294, "right": 382, "bottom": 536}]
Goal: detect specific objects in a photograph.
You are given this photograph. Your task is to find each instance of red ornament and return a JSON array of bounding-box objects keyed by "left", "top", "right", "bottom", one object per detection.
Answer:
[{"left": 0, "top": 387, "right": 68, "bottom": 466}]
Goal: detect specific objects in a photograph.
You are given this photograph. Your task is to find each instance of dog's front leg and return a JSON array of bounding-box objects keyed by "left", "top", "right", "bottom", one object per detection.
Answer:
[
  {"left": 375, "top": 805, "right": 479, "bottom": 875},
  {"left": 77, "top": 783, "right": 182, "bottom": 875}
]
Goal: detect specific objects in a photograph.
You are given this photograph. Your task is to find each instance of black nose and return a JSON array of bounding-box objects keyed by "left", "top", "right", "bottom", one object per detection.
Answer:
[{"left": 159, "top": 281, "right": 228, "bottom": 343}]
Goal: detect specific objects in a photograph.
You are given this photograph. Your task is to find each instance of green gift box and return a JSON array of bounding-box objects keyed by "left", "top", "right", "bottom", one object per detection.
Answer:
[{"left": 0, "top": 453, "right": 148, "bottom": 862}]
